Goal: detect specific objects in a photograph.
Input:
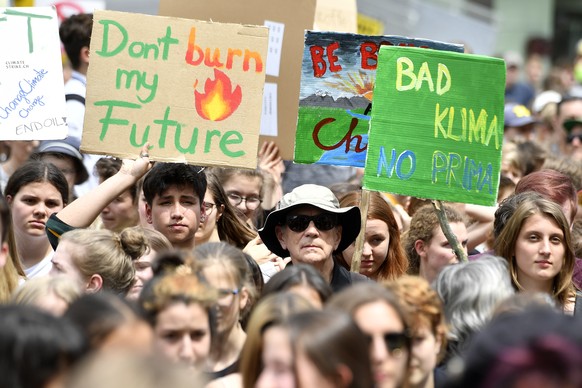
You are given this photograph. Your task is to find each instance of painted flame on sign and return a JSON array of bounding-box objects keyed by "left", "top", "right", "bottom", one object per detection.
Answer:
[{"left": 194, "top": 69, "right": 242, "bottom": 121}]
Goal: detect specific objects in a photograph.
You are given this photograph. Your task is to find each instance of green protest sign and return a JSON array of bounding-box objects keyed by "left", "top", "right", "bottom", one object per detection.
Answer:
[{"left": 363, "top": 46, "right": 505, "bottom": 206}]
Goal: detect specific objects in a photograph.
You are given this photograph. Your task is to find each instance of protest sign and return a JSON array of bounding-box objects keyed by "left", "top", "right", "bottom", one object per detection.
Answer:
[
  {"left": 294, "top": 32, "right": 463, "bottom": 167},
  {"left": 363, "top": 46, "right": 505, "bottom": 206},
  {"left": 159, "top": 0, "right": 316, "bottom": 161},
  {"left": 82, "top": 10, "right": 268, "bottom": 169},
  {"left": 314, "top": 0, "right": 357, "bottom": 33},
  {"left": 0, "top": 6, "right": 68, "bottom": 140}
]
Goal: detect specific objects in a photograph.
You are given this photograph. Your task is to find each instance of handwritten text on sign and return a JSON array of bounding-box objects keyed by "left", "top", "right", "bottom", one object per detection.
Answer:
[
  {"left": 82, "top": 10, "right": 268, "bottom": 168},
  {"left": 294, "top": 31, "right": 463, "bottom": 167},
  {"left": 363, "top": 46, "right": 505, "bottom": 206},
  {"left": 0, "top": 7, "right": 68, "bottom": 140}
]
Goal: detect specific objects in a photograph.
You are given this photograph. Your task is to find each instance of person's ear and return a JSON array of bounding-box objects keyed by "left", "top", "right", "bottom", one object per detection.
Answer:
[
  {"left": 238, "top": 286, "right": 250, "bottom": 311},
  {"left": 145, "top": 203, "right": 153, "bottom": 224},
  {"left": 216, "top": 204, "right": 225, "bottom": 220},
  {"left": 0, "top": 242, "right": 8, "bottom": 268},
  {"left": 335, "top": 364, "right": 353, "bottom": 388},
  {"left": 275, "top": 225, "right": 287, "bottom": 250},
  {"left": 80, "top": 46, "right": 90, "bottom": 64},
  {"left": 5, "top": 195, "right": 12, "bottom": 206},
  {"left": 86, "top": 274, "right": 103, "bottom": 293},
  {"left": 415, "top": 239, "right": 426, "bottom": 257}
]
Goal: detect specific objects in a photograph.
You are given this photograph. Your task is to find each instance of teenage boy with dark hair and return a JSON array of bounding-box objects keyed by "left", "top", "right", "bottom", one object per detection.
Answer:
[
  {"left": 142, "top": 163, "right": 207, "bottom": 250},
  {"left": 47, "top": 148, "right": 207, "bottom": 252}
]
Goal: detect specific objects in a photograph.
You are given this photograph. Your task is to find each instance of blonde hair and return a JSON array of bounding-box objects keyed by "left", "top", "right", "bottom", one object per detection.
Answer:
[
  {"left": 62, "top": 228, "right": 147, "bottom": 295},
  {"left": 12, "top": 274, "right": 81, "bottom": 307}
]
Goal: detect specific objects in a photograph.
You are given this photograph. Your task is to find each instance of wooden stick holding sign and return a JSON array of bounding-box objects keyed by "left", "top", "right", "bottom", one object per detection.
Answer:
[
  {"left": 350, "top": 188, "right": 370, "bottom": 273},
  {"left": 432, "top": 200, "right": 468, "bottom": 263}
]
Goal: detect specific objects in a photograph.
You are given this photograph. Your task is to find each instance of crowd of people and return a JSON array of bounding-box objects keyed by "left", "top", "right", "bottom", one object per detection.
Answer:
[{"left": 2, "top": 10, "right": 582, "bottom": 388}]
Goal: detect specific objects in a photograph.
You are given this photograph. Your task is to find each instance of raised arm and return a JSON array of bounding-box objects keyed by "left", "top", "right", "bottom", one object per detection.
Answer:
[{"left": 55, "top": 144, "right": 152, "bottom": 228}]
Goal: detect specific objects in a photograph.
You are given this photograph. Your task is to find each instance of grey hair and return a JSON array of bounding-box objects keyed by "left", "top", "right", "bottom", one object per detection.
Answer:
[{"left": 433, "top": 255, "right": 514, "bottom": 348}]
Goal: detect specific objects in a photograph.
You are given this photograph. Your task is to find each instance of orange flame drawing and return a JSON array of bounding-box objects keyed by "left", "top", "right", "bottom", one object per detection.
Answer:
[{"left": 194, "top": 69, "right": 242, "bottom": 121}]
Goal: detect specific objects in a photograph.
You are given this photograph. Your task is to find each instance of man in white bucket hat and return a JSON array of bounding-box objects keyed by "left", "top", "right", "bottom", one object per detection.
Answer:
[{"left": 259, "top": 184, "right": 367, "bottom": 291}]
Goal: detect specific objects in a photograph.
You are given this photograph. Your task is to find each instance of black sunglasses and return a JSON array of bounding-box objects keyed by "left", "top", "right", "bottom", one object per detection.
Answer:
[
  {"left": 365, "top": 332, "right": 410, "bottom": 356},
  {"left": 567, "top": 133, "right": 582, "bottom": 144},
  {"left": 284, "top": 213, "right": 339, "bottom": 232}
]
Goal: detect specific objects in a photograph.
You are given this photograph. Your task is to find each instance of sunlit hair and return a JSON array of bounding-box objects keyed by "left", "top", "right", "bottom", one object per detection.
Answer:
[
  {"left": 287, "top": 310, "right": 375, "bottom": 388},
  {"left": 493, "top": 196, "right": 575, "bottom": 307},
  {"left": 338, "top": 191, "right": 408, "bottom": 281},
  {"left": 386, "top": 275, "right": 447, "bottom": 361},
  {"left": 514, "top": 169, "right": 578, "bottom": 223},
  {"left": 262, "top": 264, "right": 332, "bottom": 305},
  {"left": 193, "top": 242, "right": 257, "bottom": 325},
  {"left": 327, "top": 282, "right": 411, "bottom": 337},
  {"left": 140, "top": 250, "right": 217, "bottom": 324},
  {"left": 404, "top": 204, "right": 467, "bottom": 275},
  {"left": 137, "top": 226, "right": 172, "bottom": 255},
  {"left": 434, "top": 256, "right": 514, "bottom": 358},
  {"left": 204, "top": 171, "right": 256, "bottom": 248},
  {"left": 61, "top": 228, "right": 147, "bottom": 295},
  {"left": 212, "top": 167, "right": 264, "bottom": 199},
  {"left": 12, "top": 274, "right": 82, "bottom": 310},
  {"left": 240, "top": 293, "right": 315, "bottom": 388}
]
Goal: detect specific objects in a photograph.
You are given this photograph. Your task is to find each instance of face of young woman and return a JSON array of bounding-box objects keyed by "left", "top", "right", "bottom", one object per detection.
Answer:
[
  {"left": 195, "top": 191, "right": 222, "bottom": 245},
  {"left": 8, "top": 181, "right": 64, "bottom": 243},
  {"left": 153, "top": 302, "right": 211, "bottom": 369},
  {"left": 353, "top": 301, "right": 408, "bottom": 388},
  {"left": 255, "top": 326, "right": 295, "bottom": 388},
  {"left": 50, "top": 240, "right": 86, "bottom": 287},
  {"left": 126, "top": 248, "right": 156, "bottom": 301},
  {"left": 222, "top": 175, "right": 262, "bottom": 223},
  {"left": 342, "top": 218, "right": 390, "bottom": 279},
  {"left": 513, "top": 213, "right": 565, "bottom": 288},
  {"left": 409, "top": 325, "right": 441, "bottom": 387},
  {"left": 201, "top": 263, "right": 247, "bottom": 336}
]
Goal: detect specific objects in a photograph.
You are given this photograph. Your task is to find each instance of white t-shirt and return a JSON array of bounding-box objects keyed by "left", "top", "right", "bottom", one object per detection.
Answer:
[{"left": 24, "top": 251, "right": 54, "bottom": 279}]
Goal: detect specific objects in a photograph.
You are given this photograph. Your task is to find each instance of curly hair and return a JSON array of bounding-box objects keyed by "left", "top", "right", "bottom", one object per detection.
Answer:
[
  {"left": 386, "top": 275, "right": 448, "bottom": 361},
  {"left": 404, "top": 204, "right": 467, "bottom": 275}
]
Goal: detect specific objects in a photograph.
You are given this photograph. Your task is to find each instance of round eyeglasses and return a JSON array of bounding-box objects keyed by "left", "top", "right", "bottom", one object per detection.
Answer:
[{"left": 226, "top": 192, "right": 262, "bottom": 210}]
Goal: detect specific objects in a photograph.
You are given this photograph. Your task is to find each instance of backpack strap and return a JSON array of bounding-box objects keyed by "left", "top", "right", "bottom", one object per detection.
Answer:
[{"left": 65, "top": 94, "right": 86, "bottom": 105}]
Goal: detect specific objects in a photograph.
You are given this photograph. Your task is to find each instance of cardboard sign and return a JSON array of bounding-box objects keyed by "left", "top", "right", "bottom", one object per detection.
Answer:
[
  {"left": 314, "top": 0, "right": 357, "bottom": 33},
  {"left": 158, "top": 0, "right": 316, "bottom": 161},
  {"left": 82, "top": 10, "right": 268, "bottom": 169},
  {"left": 0, "top": 6, "right": 68, "bottom": 140},
  {"left": 363, "top": 46, "right": 505, "bottom": 206},
  {"left": 294, "top": 32, "right": 463, "bottom": 167}
]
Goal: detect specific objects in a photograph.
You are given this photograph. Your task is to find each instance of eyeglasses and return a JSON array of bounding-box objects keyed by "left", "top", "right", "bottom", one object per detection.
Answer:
[
  {"left": 202, "top": 201, "right": 216, "bottom": 214},
  {"left": 226, "top": 192, "right": 262, "bottom": 210},
  {"left": 284, "top": 213, "right": 338, "bottom": 233},
  {"left": 217, "top": 288, "right": 239, "bottom": 304},
  {"left": 567, "top": 133, "right": 582, "bottom": 144}
]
